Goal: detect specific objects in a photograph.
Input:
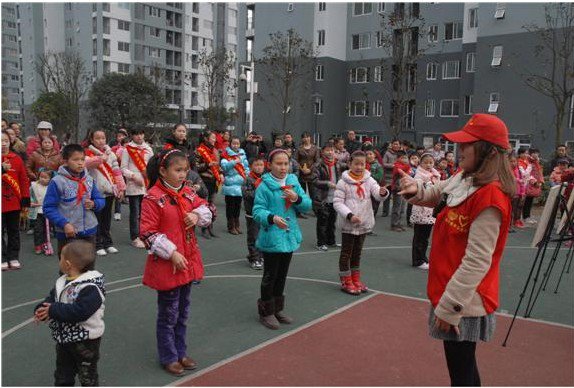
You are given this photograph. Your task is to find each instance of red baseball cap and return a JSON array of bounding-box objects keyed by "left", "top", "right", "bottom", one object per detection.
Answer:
[{"left": 442, "top": 113, "right": 510, "bottom": 150}]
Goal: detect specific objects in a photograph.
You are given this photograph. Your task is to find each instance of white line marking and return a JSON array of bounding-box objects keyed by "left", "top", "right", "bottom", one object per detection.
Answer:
[
  {"left": 167, "top": 293, "right": 379, "bottom": 387},
  {"left": 1, "top": 318, "right": 34, "bottom": 339}
]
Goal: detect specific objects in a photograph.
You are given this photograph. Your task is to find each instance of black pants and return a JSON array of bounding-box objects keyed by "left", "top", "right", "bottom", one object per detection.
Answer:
[
  {"left": 225, "top": 195, "right": 242, "bottom": 221},
  {"left": 245, "top": 216, "right": 261, "bottom": 262},
  {"left": 315, "top": 202, "right": 336, "bottom": 246},
  {"left": 443, "top": 340, "right": 481, "bottom": 386},
  {"left": 34, "top": 213, "right": 48, "bottom": 248},
  {"left": 204, "top": 179, "right": 217, "bottom": 203},
  {"left": 339, "top": 233, "right": 366, "bottom": 273},
  {"left": 523, "top": 196, "right": 535, "bottom": 219},
  {"left": 96, "top": 196, "right": 114, "bottom": 250},
  {"left": 113, "top": 197, "right": 121, "bottom": 214},
  {"left": 406, "top": 203, "right": 413, "bottom": 225},
  {"left": 511, "top": 196, "right": 525, "bottom": 224},
  {"left": 127, "top": 195, "right": 143, "bottom": 241},
  {"left": 371, "top": 198, "right": 380, "bottom": 216},
  {"left": 412, "top": 224, "right": 432, "bottom": 266},
  {"left": 260, "top": 252, "right": 292, "bottom": 301},
  {"left": 2, "top": 210, "right": 20, "bottom": 263},
  {"left": 55, "top": 338, "right": 101, "bottom": 386}
]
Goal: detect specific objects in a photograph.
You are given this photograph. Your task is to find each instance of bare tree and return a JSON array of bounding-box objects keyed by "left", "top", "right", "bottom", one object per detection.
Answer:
[
  {"left": 198, "top": 47, "right": 236, "bottom": 131},
  {"left": 377, "top": 2, "right": 429, "bottom": 138},
  {"left": 522, "top": 3, "right": 574, "bottom": 146},
  {"left": 257, "top": 29, "right": 317, "bottom": 133},
  {"left": 35, "top": 50, "right": 90, "bottom": 141}
]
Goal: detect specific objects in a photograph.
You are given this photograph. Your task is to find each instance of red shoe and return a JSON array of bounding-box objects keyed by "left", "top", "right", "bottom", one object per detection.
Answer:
[
  {"left": 340, "top": 275, "right": 360, "bottom": 295},
  {"left": 514, "top": 220, "right": 525, "bottom": 228},
  {"left": 351, "top": 270, "right": 369, "bottom": 293}
]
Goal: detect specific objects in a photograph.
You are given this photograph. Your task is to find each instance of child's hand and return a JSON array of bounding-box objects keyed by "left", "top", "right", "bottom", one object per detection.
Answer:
[
  {"left": 170, "top": 251, "right": 188, "bottom": 274},
  {"left": 84, "top": 199, "right": 95, "bottom": 210},
  {"left": 379, "top": 186, "right": 388, "bottom": 197},
  {"left": 397, "top": 169, "right": 418, "bottom": 196},
  {"left": 273, "top": 215, "right": 289, "bottom": 229},
  {"left": 350, "top": 215, "right": 361, "bottom": 224},
  {"left": 184, "top": 212, "right": 199, "bottom": 228},
  {"left": 329, "top": 182, "right": 337, "bottom": 189},
  {"left": 434, "top": 316, "right": 460, "bottom": 336},
  {"left": 63, "top": 223, "right": 76, "bottom": 238},
  {"left": 281, "top": 189, "right": 299, "bottom": 203},
  {"left": 34, "top": 303, "right": 51, "bottom": 322}
]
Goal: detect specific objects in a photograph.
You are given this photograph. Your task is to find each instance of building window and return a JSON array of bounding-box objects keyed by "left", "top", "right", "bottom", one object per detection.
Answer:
[
  {"left": 350, "top": 67, "right": 369, "bottom": 83},
  {"left": 148, "top": 5, "right": 160, "bottom": 17},
  {"left": 118, "top": 20, "right": 130, "bottom": 31},
  {"left": 103, "top": 17, "right": 110, "bottom": 34},
  {"left": 314, "top": 98, "right": 323, "bottom": 115},
  {"left": 494, "top": 3, "right": 505, "bottom": 19},
  {"left": 428, "top": 25, "right": 438, "bottom": 42},
  {"left": 491, "top": 45, "right": 503, "bottom": 66},
  {"left": 374, "top": 66, "right": 382, "bottom": 82},
  {"left": 353, "top": 2, "right": 373, "bottom": 16},
  {"left": 102, "top": 3, "right": 110, "bottom": 12},
  {"left": 464, "top": 95, "right": 473, "bottom": 115},
  {"left": 149, "top": 27, "right": 161, "bottom": 37},
  {"left": 569, "top": 96, "right": 574, "bottom": 128},
  {"left": 192, "top": 17, "right": 199, "bottom": 32},
  {"left": 406, "top": 100, "right": 415, "bottom": 129},
  {"left": 103, "top": 60, "right": 110, "bottom": 74},
  {"left": 489, "top": 92, "right": 500, "bottom": 113},
  {"left": 468, "top": 8, "right": 478, "bottom": 28},
  {"left": 92, "top": 60, "right": 97, "bottom": 78},
  {"left": 319, "top": 2, "right": 326, "bottom": 12},
  {"left": 117, "top": 63, "right": 130, "bottom": 74},
  {"left": 246, "top": 38, "right": 253, "bottom": 61},
  {"left": 373, "top": 100, "right": 383, "bottom": 116},
  {"left": 426, "top": 62, "right": 438, "bottom": 80},
  {"left": 442, "top": 60, "right": 461, "bottom": 79},
  {"left": 376, "top": 31, "right": 384, "bottom": 47},
  {"left": 118, "top": 41, "right": 130, "bottom": 52},
  {"left": 349, "top": 101, "right": 369, "bottom": 116},
  {"left": 92, "top": 38, "right": 97, "bottom": 55},
  {"left": 149, "top": 47, "right": 160, "bottom": 58},
  {"left": 352, "top": 33, "right": 371, "bottom": 50},
  {"left": 317, "top": 30, "right": 325, "bottom": 46},
  {"left": 378, "top": 3, "right": 385, "bottom": 13},
  {"left": 103, "top": 39, "right": 110, "bottom": 56},
  {"left": 287, "top": 3, "right": 294, "bottom": 12},
  {"left": 444, "top": 22, "right": 462, "bottom": 41},
  {"left": 440, "top": 100, "right": 459, "bottom": 117},
  {"left": 466, "top": 52, "right": 476, "bottom": 72},
  {"left": 315, "top": 64, "right": 324, "bottom": 81},
  {"left": 425, "top": 99, "right": 435, "bottom": 117}
]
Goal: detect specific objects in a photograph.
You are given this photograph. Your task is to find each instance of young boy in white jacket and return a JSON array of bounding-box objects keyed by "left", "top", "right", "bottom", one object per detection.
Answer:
[{"left": 333, "top": 150, "right": 389, "bottom": 295}]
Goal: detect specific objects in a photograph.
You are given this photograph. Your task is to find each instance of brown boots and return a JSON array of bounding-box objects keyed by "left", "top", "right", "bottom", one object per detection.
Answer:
[
  {"left": 227, "top": 218, "right": 243, "bottom": 235},
  {"left": 257, "top": 296, "right": 293, "bottom": 330}
]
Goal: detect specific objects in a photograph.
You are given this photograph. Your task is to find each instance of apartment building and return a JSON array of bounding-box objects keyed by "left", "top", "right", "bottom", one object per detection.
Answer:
[
  {"left": 10, "top": 2, "right": 238, "bottom": 134},
  {"left": 237, "top": 2, "right": 574, "bottom": 155},
  {"left": 1, "top": 3, "right": 22, "bottom": 122}
]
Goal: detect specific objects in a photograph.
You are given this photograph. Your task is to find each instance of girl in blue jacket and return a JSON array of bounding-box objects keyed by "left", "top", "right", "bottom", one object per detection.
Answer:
[
  {"left": 220, "top": 137, "right": 250, "bottom": 235},
  {"left": 253, "top": 148, "right": 312, "bottom": 330}
]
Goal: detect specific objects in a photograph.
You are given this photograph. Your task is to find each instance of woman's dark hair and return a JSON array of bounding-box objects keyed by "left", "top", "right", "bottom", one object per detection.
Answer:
[
  {"left": 62, "top": 144, "right": 85, "bottom": 160},
  {"left": 82, "top": 129, "right": 106, "bottom": 148},
  {"left": 517, "top": 147, "right": 528, "bottom": 155},
  {"left": 249, "top": 155, "right": 266, "bottom": 165},
  {"left": 301, "top": 131, "right": 311, "bottom": 139},
  {"left": 146, "top": 149, "right": 188, "bottom": 189},
  {"left": 130, "top": 127, "right": 145, "bottom": 136},
  {"left": 200, "top": 130, "right": 214, "bottom": 144},
  {"left": 267, "top": 148, "right": 289, "bottom": 163},
  {"left": 349, "top": 150, "right": 367, "bottom": 162},
  {"left": 529, "top": 148, "right": 540, "bottom": 154},
  {"left": 230, "top": 136, "right": 241, "bottom": 144},
  {"left": 173, "top": 123, "right": 187, "bottom": 132}
]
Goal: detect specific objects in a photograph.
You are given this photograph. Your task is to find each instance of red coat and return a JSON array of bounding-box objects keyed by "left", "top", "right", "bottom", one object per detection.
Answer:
[
  {"left": 140, "top": 183, "right": 207, "bottom": 291},
  {"left": 428, "top": 182, "right": 511, "bottom": 314},
  {"left": 2, "top": 152, "right": 31, "bottom": 213}
]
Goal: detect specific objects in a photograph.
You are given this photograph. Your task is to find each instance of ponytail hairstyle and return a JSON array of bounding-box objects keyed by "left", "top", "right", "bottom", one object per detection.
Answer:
[
  {"left": 82, "top": 129, "right": 106, "bottom": 148},
  {"left": 146, "top": 148, "right": 189, "bottom": 189}
]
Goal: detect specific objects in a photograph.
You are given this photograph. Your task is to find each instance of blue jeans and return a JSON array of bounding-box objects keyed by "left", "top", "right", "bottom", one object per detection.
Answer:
[
  {"left": 128, "top": 195, "right": 143, "bottom": 241},
  {"left": 156, "top": 283, "right": 192, "bottom": 366}
]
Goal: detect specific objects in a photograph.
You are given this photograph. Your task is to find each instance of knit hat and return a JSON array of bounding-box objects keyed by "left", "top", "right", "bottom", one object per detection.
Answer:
[{"left": 37, "top": 121, "right": 53, "bottom": 130}]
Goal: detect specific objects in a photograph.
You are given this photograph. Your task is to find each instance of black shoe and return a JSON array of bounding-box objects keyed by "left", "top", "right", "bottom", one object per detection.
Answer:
[
  {"left": 382, "top": 212, "right": 389, "bottom": 217},
  {"left": 201, "top": 228, "right": 211, "bottom": 239},
  {"left": 296, "top": 213, "right": 308, "bottom": 219}
]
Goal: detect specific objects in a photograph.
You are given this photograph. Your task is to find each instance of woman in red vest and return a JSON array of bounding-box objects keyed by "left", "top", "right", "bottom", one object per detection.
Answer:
[{"left": 398, "top": 114, "right": 515, "bottom": 386}]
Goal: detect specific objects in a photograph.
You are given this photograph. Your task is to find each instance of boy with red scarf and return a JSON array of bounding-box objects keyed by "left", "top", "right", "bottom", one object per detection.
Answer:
[
  {"left": 242, "top": 156, "right": 266, "bottom": 270},
  {"left": 43, "top": 144, "right": 105, "bottom": 259},
  {"left": 390, "top": 150, "right": 411, "bottom": 232},
  {"left": 2, "top": 132, "right": 30, "bottom": 270},
  {"left": 312, "top": 144, "right": 342, "bottom": 251}
]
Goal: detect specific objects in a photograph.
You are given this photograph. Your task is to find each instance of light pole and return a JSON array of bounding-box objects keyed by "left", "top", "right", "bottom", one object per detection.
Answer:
[{"left": 239, "top": 61, "right": 256, "bottom": 136}]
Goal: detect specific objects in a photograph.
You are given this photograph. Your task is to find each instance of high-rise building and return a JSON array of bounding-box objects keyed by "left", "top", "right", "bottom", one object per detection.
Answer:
[
  {"left": 12, "top": 2, "right": 238, "bottom": 135},
  {"left": 1, "top": 3, "right": 22, "bottom": 122},
  {"left": 236, "top": 2, "right": 574, "bottom": 155}
]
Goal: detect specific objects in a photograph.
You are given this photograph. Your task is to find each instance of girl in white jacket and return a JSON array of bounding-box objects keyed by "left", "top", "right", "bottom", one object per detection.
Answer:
[
  {"left": 410, "top": 153, "right": 441, "bottom": 270},
  {"left": 333, "top": 150, "right": 389, "bottom": 295}
]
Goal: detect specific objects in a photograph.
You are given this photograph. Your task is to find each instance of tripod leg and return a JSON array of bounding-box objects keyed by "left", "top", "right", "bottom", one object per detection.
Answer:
[
  {"left": 526, "top": 246, "right": 560, "bottom": 317},
  {"left": 554, "top": 251, "right": 571, "bottom": 293},
  {"left": 541, "top": 241, "right": 562, "bottom": 291},
  {"left": 566, "top": 243, "right": 574, "bottom": 274},
  {"left": 524, "top": 243, "right": 550, "bottom": 317}
]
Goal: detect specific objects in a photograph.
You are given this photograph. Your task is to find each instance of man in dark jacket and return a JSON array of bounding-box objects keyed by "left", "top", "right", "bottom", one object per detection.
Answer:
[
  {"left": 550, "top": 144, "right": 574, "bottom": 170},
  {"left": 345, "top": 131, "right": 362, "bottom": 155},
  {"left": 242, "top": 132, "right": 268, "bottom": 161}
]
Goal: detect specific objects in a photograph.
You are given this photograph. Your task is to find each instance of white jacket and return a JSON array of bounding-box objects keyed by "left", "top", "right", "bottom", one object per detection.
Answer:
[
  {"left": 333, "top": 170, "right": 389, "bottom": 235},
  {"left": 410, "top": 167, "right": 441, "bottom": 225},
  {"left": 121, "top": 141, "right": 154, "bottom": 196},
  {"left": 86, "top": 145, "right": 124, "bottom": 197}
]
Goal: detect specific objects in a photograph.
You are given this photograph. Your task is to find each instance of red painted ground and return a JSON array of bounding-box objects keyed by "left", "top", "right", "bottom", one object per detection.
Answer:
[{"left": 178, "top": 294, "right": 574, "bottom": 386}]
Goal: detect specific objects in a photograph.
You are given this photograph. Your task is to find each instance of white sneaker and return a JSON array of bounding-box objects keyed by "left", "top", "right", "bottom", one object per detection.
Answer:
[
  {"left": 416, "top": 262, "right": 429, "bottom": 270},
  {"left": 9, "top": 260, "right": 21, "bottom": 269},
  {"left": 132, "top": 238, "right": 145, "bottom": 249},
  {"left": 316, "top": 245, "right": 328, "bottom": 252},
  {"left": 525, "top": 218, "right": 537, "bottom": 224},
  {"left": 106, "top": 246, "right": 119, "bottom": 254},
  {"left": 114, "top": 213, "right": 121, "bottom": 221},
  {"left": 1, "top": 262, "right": 9, "bottom": 271},
  {"left": 26, "top": 229, "right": 33, "bottom": 235},
  {"left": 96, "top": 249, "right": 108, "bottom": 256}
]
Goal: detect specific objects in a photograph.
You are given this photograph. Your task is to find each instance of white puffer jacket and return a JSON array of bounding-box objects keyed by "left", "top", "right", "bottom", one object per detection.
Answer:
[
  {"left": 121, "top": 141, "right": 154, "bottom": 196},
  {"left": 410, "top": 167, "right": 441, "bottom": 225},
  {"left": 334, "top": 170, "right": 389, "bottom": 235}
]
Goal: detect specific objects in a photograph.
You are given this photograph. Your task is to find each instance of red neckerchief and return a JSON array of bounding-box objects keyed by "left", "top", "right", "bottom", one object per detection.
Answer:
[
  {"left": 348, "top": 171, "right": 365, "bottom": 199},
  {"left": 281, "top": 185, "right": 294, "bottom": 210},
  {"left": 156, "top": 179, "right": 193, "bottom": 230},
  {"left": 322, "top": 157, "right": 336, "bottom": 181},
  {"left": 63, "top": 173, "right": 87, "bottom": 204},
  {"left": 249, "top": 171, "right": 262, "bottom": 188}
]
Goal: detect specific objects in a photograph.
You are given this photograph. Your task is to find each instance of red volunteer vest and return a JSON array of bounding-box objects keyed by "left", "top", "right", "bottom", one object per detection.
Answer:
[{"left": 427, "top": 181, "right": 511, "bottom": 314}]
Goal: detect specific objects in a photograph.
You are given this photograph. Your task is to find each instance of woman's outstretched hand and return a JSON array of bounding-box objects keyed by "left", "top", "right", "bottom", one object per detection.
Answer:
[{"left": 397, "top": 169, "right": 418, "bottom": 196}]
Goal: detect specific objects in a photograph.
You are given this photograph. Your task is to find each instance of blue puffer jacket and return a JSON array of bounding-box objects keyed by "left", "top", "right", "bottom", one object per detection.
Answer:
[
  {"left": 220, "top": 147, "right": 250, "bottom": 197},
  {"left": 253, "top": 173, "right": 312, "bottom": 253}
]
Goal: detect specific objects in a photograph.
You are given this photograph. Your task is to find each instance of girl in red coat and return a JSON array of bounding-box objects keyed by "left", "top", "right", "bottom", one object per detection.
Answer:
[
  {"left": 139, "top": 149, "right": 212, "bottom": 376},
  {"left": 2, "top": 132, "right": 30, "bottom": 270},
  {"left": 399, "top": 114, "right": 515, "bottom": 386}
]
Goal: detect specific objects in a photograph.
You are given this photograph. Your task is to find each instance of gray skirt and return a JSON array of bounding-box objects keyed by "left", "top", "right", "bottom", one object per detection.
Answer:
[{"left": 428, "top": 307, "right": 496, "bottom": 343}]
